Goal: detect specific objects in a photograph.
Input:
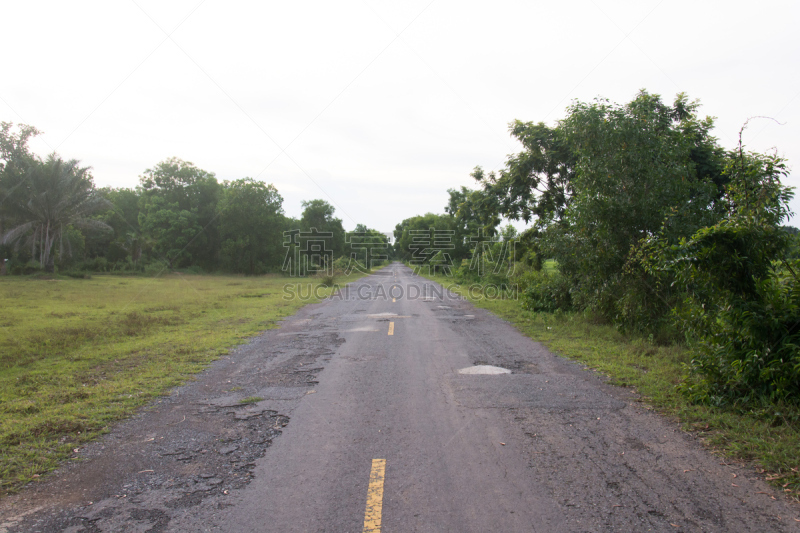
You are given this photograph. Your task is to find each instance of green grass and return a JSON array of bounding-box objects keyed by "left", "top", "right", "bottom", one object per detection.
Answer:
[
  {"left": 423, "top": 272, "right": 800, "bottom": 500},
  {"left": 239, "top": 396, "right": 264, "bottom": 404},
  {"left": 0, "top": 271, "right": 365, "bottom": 496}
]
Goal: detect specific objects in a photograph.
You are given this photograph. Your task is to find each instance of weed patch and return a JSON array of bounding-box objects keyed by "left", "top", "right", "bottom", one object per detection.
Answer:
[{"left": 239, "top": 396, "right": 264, "bottom": 404}]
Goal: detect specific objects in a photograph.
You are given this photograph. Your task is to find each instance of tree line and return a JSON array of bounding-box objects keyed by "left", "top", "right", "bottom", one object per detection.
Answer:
[
  {"left": 395, "top": 90, "right": 799, "bottom": 407},
  {"left": 0, "top": 122, "right": 389, "bottom": 276}
]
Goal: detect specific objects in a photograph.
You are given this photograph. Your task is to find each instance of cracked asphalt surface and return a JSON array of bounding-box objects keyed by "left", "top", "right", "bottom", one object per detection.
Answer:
[{"left": 1, "top": 263, "right": 798, "bottom": 532}]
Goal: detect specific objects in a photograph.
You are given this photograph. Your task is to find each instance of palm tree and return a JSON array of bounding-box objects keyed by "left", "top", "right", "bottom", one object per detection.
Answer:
[{"left": 2, "top": 155, "right": 111, "bottom": 272}]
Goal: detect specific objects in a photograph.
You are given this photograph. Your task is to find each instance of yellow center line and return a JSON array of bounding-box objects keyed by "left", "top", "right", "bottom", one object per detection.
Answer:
[
  {"left": 363, "top": 459, "right": 386, "bottom": 532},
  {"left": 387, "top": 322, "right": 394, "bottom": 335}
]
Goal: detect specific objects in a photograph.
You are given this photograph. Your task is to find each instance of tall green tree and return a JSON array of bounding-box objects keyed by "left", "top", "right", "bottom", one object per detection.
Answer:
[
  {"left": 473, "top": 120, "right": 576, "bottom": 225},
  {"left": 138, "top": 158, "right": 221, "bottom": 269},
  {"left": 299, "top": 199, "right": 345, "bottom": 261},
  {"left": 550, "top": 91, "right": 722, "bottom": 326},
  {"left": 469, "top": 91, "right": 729, "bottom": 330},
  {"left": 445, "top": 186, "right": 500, "bottom": 263},
  {"left": 217, "top": 178, "right": 285, "bottom": 274}
]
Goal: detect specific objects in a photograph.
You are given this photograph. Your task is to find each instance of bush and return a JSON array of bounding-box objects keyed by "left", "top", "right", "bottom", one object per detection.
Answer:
[
  {"left": 331, "top": 256, "right": 350, "bottom": 273},
  {"left": 453, "top": 257, "right": 516, "bottom": 287},
  {"left": 62, "top": 271, "right": 92, "bottom": 279},
  {"left": 72, "top": 257, "right": 109, "bottom": 272},
  {"left": 10, "top": 260, "right": 42, "bottom": 275},
  {"left": 677, "top": 271, "right": 800, "bottom": 406},
  {"left": 610, "top": 267, "right": 682, "bottom": 343},
  {"left": 518, "top": 269, "right": 572, "bottom": 312},
  {"left": 660, "top": 148, "right": 799, "bottom": 406},
  {"left": 143, "top": 261, "right": 169, "bottom": 277},
  {"left": 178, "top": 265, "right": 204, "bottom": 275},
  {"left": 316, "top": 272, "right": 338, "bottom": 287}
]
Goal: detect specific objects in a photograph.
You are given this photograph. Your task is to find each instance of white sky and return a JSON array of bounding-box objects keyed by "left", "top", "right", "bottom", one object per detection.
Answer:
[{"left": 2, "top": 0, "right": 798, "bottom": 233}]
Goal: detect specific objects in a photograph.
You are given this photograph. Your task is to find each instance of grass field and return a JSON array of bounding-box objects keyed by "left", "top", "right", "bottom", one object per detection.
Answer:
[
  {"left": 0, "top": 272, "right": 363, "bottom": 496},
  {"left": 422, "top": 272, "right": 800, "bottom": 500}
]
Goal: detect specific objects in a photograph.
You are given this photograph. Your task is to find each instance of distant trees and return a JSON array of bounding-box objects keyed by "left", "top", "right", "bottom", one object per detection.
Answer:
[
  {"left": 392, "top": 186, "right": 501, "bottom": 273},
  {"left": 349, "top": 223, "right": 391, "bottom": 271},
  {"left": 393, "top": 212, "right": 456, "bottom": 265},
  {"left": 0, "top": 121, "right": 373, "bottom": 276},
  {"left": 90, "top": 187, "right": 143, "bottom": 266}
]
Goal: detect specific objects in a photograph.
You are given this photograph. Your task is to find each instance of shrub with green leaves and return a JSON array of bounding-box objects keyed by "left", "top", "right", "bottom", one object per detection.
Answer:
[
  {"left": 657, "top": 145, "right": 798, "bottom": 405},
  {"left": 518, "top": 269, "right": 572, "bottom": 312},
  {"left": 677, "top": 268, "right": 800, "bottom": 406}
]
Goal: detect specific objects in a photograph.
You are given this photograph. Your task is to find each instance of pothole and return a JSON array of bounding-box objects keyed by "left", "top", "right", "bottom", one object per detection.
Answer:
[{"left": 457, "top": 365, "right": 512, "bottom": 375}]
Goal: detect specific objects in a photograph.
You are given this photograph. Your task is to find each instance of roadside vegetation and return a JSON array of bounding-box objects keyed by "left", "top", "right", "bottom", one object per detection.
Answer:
[
  {"left": 401, "top": 90, "right": 799, "bottom": 498},
  {"left": 0, "top": 272, "right": 363, "bottom": 496}
]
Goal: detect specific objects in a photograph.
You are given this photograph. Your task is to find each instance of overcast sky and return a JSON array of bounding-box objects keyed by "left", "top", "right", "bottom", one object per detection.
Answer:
[{"left": 2, "top": 0, "right": 798, "bottom": 233}]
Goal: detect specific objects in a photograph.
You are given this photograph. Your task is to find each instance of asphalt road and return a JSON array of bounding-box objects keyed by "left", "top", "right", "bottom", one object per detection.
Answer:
[{"left": 2, "top": 263, "right": 798, "bottom": 532}]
